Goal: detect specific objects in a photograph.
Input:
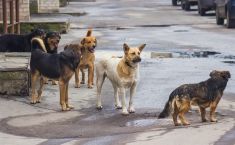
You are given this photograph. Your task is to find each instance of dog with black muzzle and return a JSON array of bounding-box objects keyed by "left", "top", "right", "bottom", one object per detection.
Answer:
[
  {"left": 43, "top": 31, "right": 61, "bottom": 85},
  {"left": 96, "top": 43, "right": 146, "bottom": 115}
]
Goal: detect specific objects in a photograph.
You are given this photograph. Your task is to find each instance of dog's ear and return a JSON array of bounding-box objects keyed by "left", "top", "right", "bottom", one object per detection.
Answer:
[
  {"left": 64, "top": 44, "right": 69, "bottom": 50},
  {"left": 81, "top": 38, "right": 85, "bottom": 45},
  {"left": 138, "top": 44, "right": 146, "bottom": 52},
  {"left": 223, "top": 71, "right": 231, "bottom": 79},
  {"left": 123, "top": 43, "right": 130, "bottom": 54},
  {"left": 210, "top": 70, "right": 217, "bottom": 78},
  {"left": 86, "top": 29, "right": 92, "bottom": 37}
]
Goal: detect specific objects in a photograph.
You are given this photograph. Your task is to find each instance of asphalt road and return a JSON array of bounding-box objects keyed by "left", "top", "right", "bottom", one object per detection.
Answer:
[{"left": 1, "top": 0, "right": 235, "bottom": 145}]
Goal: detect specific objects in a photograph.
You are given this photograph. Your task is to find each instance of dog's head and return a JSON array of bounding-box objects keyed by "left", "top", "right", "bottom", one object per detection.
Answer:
[
  {"left": 45, "top": 31, "right": 61, "bottom": 52},
  {"left": 81, "top": 29, "right": 97, "bottom": 53},
  {"left": 63, "top": 44, "right": 82, "bottom": 70},
  {"left": 210, "top": 70, "right": 231, "bottom": 80},
  {"left": 123, "top": 43, "right": 146, "bottom": 67},
  {"left": 31, "top": 28, "right": 46, "bottom": 39}
]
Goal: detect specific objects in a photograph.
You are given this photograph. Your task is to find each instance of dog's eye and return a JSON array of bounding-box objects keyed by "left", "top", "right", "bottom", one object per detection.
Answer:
[
  {"left": 138, "top": 52, "right": 140, "bottom": 55},
  {"left": 131, "top": 52, "right": 135, "bottom": 55}
]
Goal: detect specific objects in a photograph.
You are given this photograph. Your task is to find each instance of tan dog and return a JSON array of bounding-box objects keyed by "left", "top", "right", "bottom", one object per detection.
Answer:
[
  {"left": 96, "top": 43, "right": 146, "bottom": 115},
  {"left": 74, "top": 29, "right": 97, "bottom": 88}
]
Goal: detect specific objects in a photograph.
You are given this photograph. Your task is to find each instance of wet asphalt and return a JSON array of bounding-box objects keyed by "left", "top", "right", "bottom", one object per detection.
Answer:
[{"left": 1, "top": 0, "right": 235, "bottom": 145}]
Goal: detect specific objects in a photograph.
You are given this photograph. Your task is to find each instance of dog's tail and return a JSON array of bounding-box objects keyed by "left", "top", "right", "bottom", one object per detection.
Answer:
[
  {"left": 31, "top": 37, "right": 47, "bottom": 52},
  {"left": 86, "top": 29, "right": 92, "bottom": 37},
  {"left": 158, "top": 92, "right": 175, "bottom": 118}
]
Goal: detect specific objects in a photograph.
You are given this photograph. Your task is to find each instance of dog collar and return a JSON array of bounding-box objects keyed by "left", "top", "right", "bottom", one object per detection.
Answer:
[{"left": 125, "top": 61, "right": 134, "bottom": 68}]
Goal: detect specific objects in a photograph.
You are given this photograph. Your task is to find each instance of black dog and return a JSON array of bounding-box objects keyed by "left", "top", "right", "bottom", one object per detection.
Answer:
[
  {"left": 158, "top": 70, "right": 230, "bottom": 126},
  {"left": 44, "top": 31, "right": 61, "bottom": 53},
  {"left": 0, "top": 29, "right": 45, "bottom": 52},
  {"left": 43, "top": 31, "right": 61, "bottom": 85},
  {"left": 30, "top": 38, "right": 82, "bottom": 111}
]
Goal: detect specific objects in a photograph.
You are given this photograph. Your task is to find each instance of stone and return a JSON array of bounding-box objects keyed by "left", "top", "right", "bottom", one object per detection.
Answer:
[{"left": 0, "top": 53, "right": 30, "bottom": 96}]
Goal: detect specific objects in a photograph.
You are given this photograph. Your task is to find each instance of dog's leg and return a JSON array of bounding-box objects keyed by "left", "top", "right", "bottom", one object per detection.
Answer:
[
  {"left": 37, "top": 76, "right": 44, "bottom": 103},
  {"left": 91, "top": 62, "right": 95, "bottom": 85},
  {"left": 178, "top": 99, "right": 190, "bottom": 126},
  {"left": 172, "top": 99, "right": 180, "bottom": 126},
  {"left": 199, "top": 107, "right": 207, "bottom": 122},
  {"left": 30, "top": 71, "right": 40, "bottom": 104},
  {"left": 65, "top": 83, "right": 74, "bottom": 110},
  {"left": 210, "top": 96, "right": 221, "bottom": 122},
  {"left": 52, "top": 80, "right": 57, "bottom": 85},
  {"left": 128, "top": 82, "right": 137, "bottom": 113},
  {"left": 59, "top": 81, "right": 68, "bottom": 111},
  {"left": 113, "top": 85, "right": 121, "bottom": 109},
  {"left": 120, "top": 88, "right": 128, "bottom": 115},
  {"left": 96, "top": 71, "right": 106, "bottom": 110},
  {"left": 87, "top": 64, "right": 94, "bottom": 88},
  {"left": 43, "top": 77, "right": 48, "bottom": 84},
  {"left": 75, "top": 68, "right": 81, "bottom": 88},
  {"left": 81, "top": 68, "right": 85, "bottom": 84}
]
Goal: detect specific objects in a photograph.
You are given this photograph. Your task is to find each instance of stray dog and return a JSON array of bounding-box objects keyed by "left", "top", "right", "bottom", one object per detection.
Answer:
[
  {"left": 30, "top": 38, "right": 81, "bottom": 111},
  {"left": 96, "top": 43, "right": 146, "bottom": 115},
  {"left": 43, "top": 31, "right": 61, "bottom": 85},
  {"left": 158, "top": 70, "right": 231, "bottom": 126},
  {"left": 74, "top": 29, "right": 97, "bottom": 88},
  {"left": 0, "top": 28, "right": 45, "bottom": 52}
]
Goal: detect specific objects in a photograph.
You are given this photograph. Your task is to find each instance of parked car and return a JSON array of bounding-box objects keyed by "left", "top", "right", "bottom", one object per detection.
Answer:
[
  {"left": 216, "top": 0, "right": 235, "bottom": 28},
  {"left": 198, "top": 0, "right": 216, "bottom": 16},
  {"left": 172, "top": 0, "right": 181, "bottom": 6},
  {"left": 181, "top": 0, "right": 198, "bottom": 11}
]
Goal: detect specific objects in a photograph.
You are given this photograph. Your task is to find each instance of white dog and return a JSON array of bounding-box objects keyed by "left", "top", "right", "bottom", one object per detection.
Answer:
[{"left": 96, "top": 43, "right": 146, "bottom": 115}]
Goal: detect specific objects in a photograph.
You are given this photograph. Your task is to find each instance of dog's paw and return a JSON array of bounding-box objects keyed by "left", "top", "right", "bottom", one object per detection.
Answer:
[
  {"left": 122, "top": 109, "right": 129, "bottom": 116},
  {"left": 61, "top": 104, "right": 70, "bottom": 111},
  {"left": 202, "top": 118, "right": 208, "bottom": 122},
  {"left": 52, "top": 81, "right": 57, "bottom": 85},
  {"left": 88, "top": 85, "right": 93, "bottom": 89},
  {"left": 36, "top": 99, "right": 41, "bottom": 103},
  {"left": 210, "top": 118, "right": 218, "bottom": 122},
  {"left": 67, "top": 104, "right": 74, "bottom": 109},
  {"left": 128, "top": 106, "right": 135, "bottom": 113},
  {"left": 30, "top": 100, "right": 37, "bottom": 104},
  {"left": 75, "top": 84, "right": 81, "bottom": 88},
  {"left": 30, "top": 95, "right": 38, "bottom": 104},
  {"left": 174, "top": 122, "right": 181, "bottom": 126},
  {"left": 182, "top": 122, "right": 190, "bottom": 126},
  {"left": 115, "top": 104, "right": 122, "bottom": 109},
  {"left": 96, "top": 105, "right": 103, "bottom": 110}
]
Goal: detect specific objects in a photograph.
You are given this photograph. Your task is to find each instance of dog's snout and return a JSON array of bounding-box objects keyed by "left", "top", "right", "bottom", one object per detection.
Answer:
[{"left": 133, "top": 57, "right": 141, "bottom": 63}]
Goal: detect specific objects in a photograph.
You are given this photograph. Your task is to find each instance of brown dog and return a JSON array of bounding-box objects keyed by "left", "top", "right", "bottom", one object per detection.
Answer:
[
  {"left": 74, "top": 29, "right": 97, "bottom": 88},
  {"left": 158, "top": 70, "right": 230, "bottom": 126}
]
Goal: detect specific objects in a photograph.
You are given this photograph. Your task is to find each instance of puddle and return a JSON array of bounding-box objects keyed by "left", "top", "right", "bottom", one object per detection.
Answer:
[
  {"left": 174, "top": 30, "right": 189, "bottom": 32},
  {"left": 222, "top": 61, "right": 235, "bottom": 64},
  {"left": 176, "top": 51, "right": 221, "bottom": 58},
  {"left": 136, "top": 24, "right": 172, "bottom": 28},
  {"left": 125, "top": 118, "right": 156, "bottom": 127},
  {"left": 151, "top": 50, "right": 221, "bottom": 59}
]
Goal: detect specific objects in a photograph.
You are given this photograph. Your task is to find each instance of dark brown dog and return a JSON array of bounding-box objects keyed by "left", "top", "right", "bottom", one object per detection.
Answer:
[
  {"left": 74, "top": 29, "right": 97, "bottom": 88},
  {"left": 158, "top": 70, "right": 230, "bottom": 126},
  {"left": 30, "top": 38, "right": 81, "bottom": 111},
  {"left": 43, "top": 31, "right": 61, "bottom": 85}
]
